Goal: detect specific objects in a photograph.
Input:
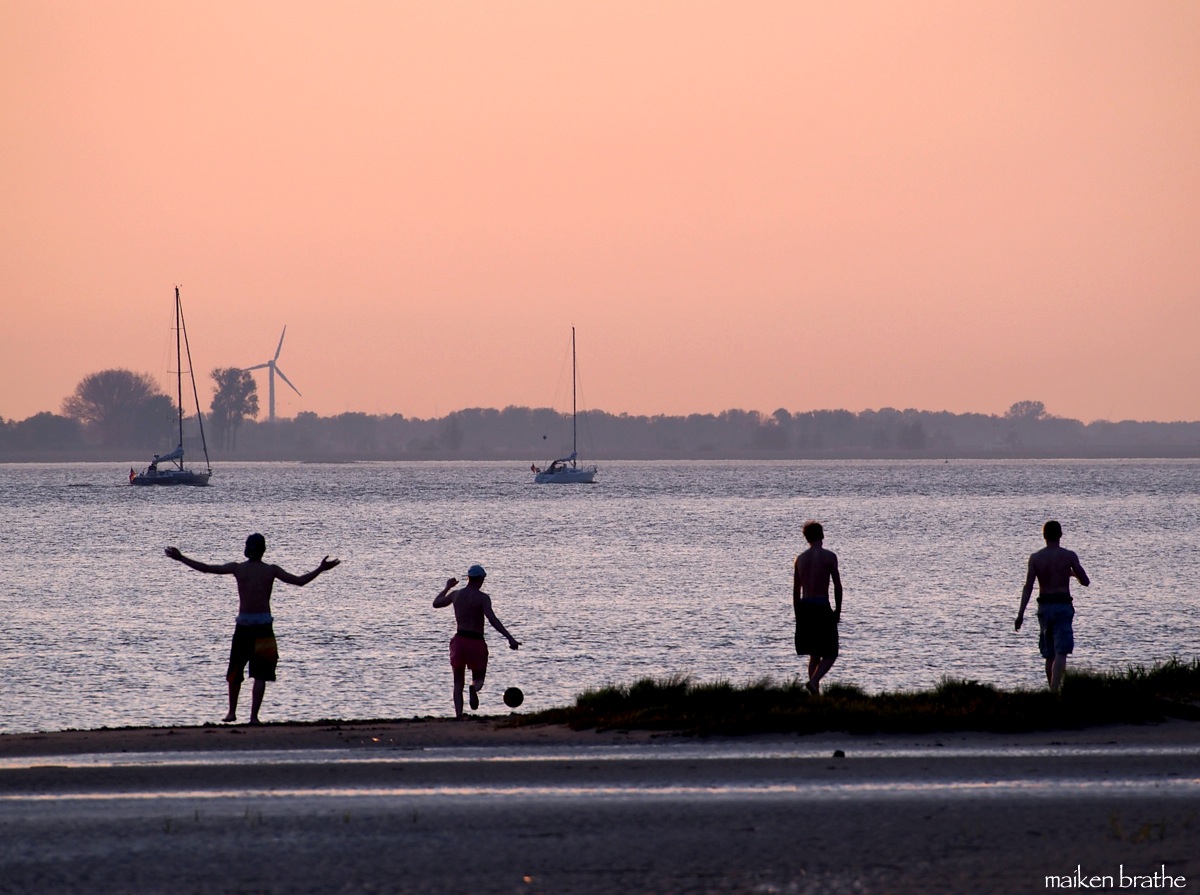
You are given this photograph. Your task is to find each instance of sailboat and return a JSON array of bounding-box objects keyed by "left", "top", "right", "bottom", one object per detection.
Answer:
[
  {"left": 533, "top": 327, "right": 598, "bottom": 484},
  {"left": 129, "top": 287, "right": 213, "bottom": 486}
]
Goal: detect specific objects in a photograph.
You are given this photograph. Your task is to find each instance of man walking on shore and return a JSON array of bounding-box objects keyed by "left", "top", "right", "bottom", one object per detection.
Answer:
[
  {"left": 433, "top": 564, "right": 520, "bottom": 718},
  {"left": 1015, "top": 520, "right": 1090, "bottom": 692},
  {"left": 793, "top": 521, "right": 843, "bottom": 695},
  {"left": 165, "top": 534, "right": 340, "bottom": 724}
]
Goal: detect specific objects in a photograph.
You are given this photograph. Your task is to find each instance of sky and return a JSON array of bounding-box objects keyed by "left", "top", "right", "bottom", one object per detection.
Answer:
[{"left": 2, "top": 2, "right": 1198, "bottom": 424}]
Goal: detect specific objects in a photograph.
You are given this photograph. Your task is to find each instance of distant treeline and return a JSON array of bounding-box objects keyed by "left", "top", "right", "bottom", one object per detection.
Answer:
[{"left": 3, "top": 402, "right": 1199, "bottom": 461}]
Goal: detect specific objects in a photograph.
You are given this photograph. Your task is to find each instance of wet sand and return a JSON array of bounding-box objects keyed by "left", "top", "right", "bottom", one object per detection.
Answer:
[{"left": 2, "top": 717, "right": 1198, "bottom": 894}]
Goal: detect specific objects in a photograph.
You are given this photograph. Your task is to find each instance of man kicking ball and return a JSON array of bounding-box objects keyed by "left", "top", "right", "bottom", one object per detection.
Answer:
[{"left": 433, "top": 564, "right": 520, "bottom": 718}]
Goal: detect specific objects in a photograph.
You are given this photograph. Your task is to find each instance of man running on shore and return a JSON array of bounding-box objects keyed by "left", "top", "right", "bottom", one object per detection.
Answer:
[
  {"left": 433, "top": 564, "right": 520, "bottom": 718},
  {"left": 1015, "top": 520, "right": 1090, "bottom": 692},
  {"left": 793, "top": 521, "right": 843, "bottom": 695},
  {"left": 165, "top": 534, "right": 340, "bottom": 724}
]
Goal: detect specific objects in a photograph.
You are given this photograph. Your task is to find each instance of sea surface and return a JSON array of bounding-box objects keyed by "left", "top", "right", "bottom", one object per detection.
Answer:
[{"left": 1, "top": 460, "right": 1197, "bottom": 735}]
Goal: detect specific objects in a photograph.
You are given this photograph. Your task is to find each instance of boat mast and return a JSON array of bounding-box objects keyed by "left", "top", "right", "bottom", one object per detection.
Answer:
[
  {"left": 175, "top": 287, "right": 184, "bottom": 454},
  {"left": 177, "top": 289, "right": 212, "bottom": 473},
  {"left": 571, "top": 326, "right": 577, "bottom": 466}
]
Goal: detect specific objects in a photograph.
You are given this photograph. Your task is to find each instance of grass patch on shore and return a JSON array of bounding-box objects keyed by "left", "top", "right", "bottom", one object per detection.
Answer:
[{"left": 509, "top": 658, "right": 1200, "bottom": 736}]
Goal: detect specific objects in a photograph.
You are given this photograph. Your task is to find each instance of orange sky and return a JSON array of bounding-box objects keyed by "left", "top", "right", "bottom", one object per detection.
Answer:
[{"left": 2, "top": 2, "right": 1198, "bottom": 424}]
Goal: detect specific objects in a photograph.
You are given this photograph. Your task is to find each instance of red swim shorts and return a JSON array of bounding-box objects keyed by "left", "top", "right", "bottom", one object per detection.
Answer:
[{"left": 449, "top": 634, "right": 489, "bottom": 673}]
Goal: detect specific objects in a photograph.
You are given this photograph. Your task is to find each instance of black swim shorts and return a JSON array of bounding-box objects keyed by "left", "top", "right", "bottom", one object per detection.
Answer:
[{"left": 226, "top": 622, "right": 278, "bottom": 683}]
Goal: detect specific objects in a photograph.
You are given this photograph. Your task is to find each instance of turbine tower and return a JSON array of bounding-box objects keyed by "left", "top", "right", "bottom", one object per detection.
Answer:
[{"left": 242, "top": 326, "right": 301, "bottom": 422}]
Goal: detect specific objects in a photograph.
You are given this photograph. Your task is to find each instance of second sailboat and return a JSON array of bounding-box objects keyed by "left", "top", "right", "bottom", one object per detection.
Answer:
[{"left": 534, "top": 327, "right": 597, "bottom": 484}]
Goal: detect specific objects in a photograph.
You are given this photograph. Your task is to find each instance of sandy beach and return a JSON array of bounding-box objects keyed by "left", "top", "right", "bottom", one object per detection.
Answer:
[{"left": 2, "top": 717, "right": 1198, "bottom": 894}]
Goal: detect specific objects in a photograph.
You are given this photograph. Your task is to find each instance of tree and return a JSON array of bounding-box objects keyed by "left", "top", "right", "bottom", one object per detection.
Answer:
[
  {"left": 898, "top": 420, "right": 929, "bottom": 450},
  {"left": 132, "top": 395, "right": 177, "bottom": 446},
  {"left": 210, "top": 367, "right": 259, "bottom": 451},
  {"left": 61, "top": 369, "right": 170, "bottom": 447},
  {"left": 753, "top": 409, "right": 791, "bottom": 451},
  {"left": 1005, "top": 400, "right": 1046, "bottom": 421},
  {"left": 9, "top": 412, "right": 85, "bottom": 450},
  {"left": 438, "top": 413, "right": 465, "bottom": 452}
]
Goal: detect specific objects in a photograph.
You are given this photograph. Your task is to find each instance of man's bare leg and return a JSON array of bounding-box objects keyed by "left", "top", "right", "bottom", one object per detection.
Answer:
[
  {"left": 469, "top": 675, "right": 484, "bottom": 711},
  {"left": 1049, "top": 654, "right": 1067, "bottom": 693},
  {"left": 806, "top": 652, "right": 835, "bottom": 695},
  {"left": 452, "top": 665, "right": 466, "bottom": 719},
  {"left": 808, "top": 657, "right": 836, "bottom": 694},
  {"left": 224, "top": 679, "right": 240, "bottom": 723},
  {"left": 249, "top": 679, "right": 266, "bottom": 724}
]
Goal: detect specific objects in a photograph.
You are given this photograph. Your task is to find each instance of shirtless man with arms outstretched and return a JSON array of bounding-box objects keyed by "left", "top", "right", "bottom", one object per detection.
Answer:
[{"left": 165, "top": 534, "right": 340, "bottom": 724}]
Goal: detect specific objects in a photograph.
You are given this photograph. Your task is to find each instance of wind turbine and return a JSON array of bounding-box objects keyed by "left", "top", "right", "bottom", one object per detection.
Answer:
[{"left": 242, "top": 326, "right": 301, "bottom": 422}]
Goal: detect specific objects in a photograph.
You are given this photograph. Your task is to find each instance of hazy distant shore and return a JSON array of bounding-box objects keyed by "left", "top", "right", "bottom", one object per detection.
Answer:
[
  {"left": 5, "top": 400, "right": 1200, "bottom": 465},
  {"left": 5, "top": 447, "right": 1200, "bottom": 463}
]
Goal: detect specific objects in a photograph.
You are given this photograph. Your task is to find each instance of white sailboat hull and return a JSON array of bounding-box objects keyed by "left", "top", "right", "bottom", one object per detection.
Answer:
[
  {"left": 130, "top": 468, "right": 211, "bottom": 486},
  {"left": 534, "top": 466, "right": 596, "bottom": 484}
]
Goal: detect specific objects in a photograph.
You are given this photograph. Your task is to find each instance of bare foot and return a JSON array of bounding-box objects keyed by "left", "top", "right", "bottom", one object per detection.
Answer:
[
  {"left": 805, "top": 679, "right": 820, "bottom": 696},
  {"left": 248, "top": 718, "right": 262, "bottom": 726},
  {"left": 222, "top": 713, "right": 237, "bottom": 723},
  {"left": 468, "top": 685, "right": 479, "bottom": 710}
]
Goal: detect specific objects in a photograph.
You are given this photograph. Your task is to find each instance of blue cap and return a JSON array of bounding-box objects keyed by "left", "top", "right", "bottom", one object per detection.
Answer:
[{"left": 467, "top": 564, "right": 486, "bottom": 579}]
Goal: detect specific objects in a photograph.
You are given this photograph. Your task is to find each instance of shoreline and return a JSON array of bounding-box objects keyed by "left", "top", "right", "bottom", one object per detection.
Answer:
[{"left": 3, "top": 714, "right": 1199, "bottom": 759}]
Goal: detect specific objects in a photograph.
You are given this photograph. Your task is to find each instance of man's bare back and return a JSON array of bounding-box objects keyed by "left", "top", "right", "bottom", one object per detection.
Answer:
[
  {"left": 450, "top": 585, "right": 498, "bottom": 634},
  {"left": 794, "top": 545, "right": 843, "bottom": 611},
  {"left": 1024, "top": 544, "right": 1089, "bottom": 598},
  {"left": 434, "top": 577, "right": 518, "bottom": 644},
  {"left": 221, "top": 560, "right": 310, "bottom": 615}
]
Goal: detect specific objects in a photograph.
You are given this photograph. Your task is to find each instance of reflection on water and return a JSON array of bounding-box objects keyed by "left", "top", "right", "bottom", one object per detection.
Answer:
[{"left": 2, "top": 460, "right": 1199, "bottom": 734}]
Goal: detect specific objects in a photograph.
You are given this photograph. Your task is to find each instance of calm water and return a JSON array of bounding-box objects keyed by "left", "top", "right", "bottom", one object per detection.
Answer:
[{"left": 1, "top": 460, "right": 1197, "bottom": 735}]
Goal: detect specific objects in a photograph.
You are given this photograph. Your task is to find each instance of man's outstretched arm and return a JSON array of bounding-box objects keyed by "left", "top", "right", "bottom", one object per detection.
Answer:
[
  {"left": 274, "top": 556, "right": 341, "bottom": 586},
  {"left": 164, "top": 546, "right": 236, "bottom": 574}
]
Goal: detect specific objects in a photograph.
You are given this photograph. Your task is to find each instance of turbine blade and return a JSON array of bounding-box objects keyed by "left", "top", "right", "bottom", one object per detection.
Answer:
[
  {"left": 275, "top": 367, "right": 302, "bottom": 396},
  {"left": 274, "top": 326, "right": 287, "bottom": 362},
  {"left": 242, "top": 363, "right": 270, "bottom": 372}
]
